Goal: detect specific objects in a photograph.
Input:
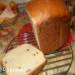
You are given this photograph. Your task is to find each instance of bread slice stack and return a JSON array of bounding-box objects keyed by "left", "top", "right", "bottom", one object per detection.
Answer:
[{"left": 3, "top": 44, "right": 46, "bottom": 75}]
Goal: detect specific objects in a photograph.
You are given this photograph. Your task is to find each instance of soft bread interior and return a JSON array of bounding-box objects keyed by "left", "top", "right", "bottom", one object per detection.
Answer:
[{"left": 3, "top": 44, "right": 46, "bottom": 75}]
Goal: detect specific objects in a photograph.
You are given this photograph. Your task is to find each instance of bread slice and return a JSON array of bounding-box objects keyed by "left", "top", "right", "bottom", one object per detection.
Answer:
[{"left": 3, "top": 44, "right": 46, "bottom": 75}]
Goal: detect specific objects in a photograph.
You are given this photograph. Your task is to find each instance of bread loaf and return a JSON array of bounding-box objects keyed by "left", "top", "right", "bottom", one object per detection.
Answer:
[
  {"left": 26, "top": 0, "right": 70, "bottom": 54},
  {"left": 3, "top": 44, "right": 46, "bottom": 75}
]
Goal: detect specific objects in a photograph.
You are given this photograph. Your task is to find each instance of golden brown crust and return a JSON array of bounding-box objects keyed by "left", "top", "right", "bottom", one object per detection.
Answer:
[
  {"left": 26, "top": 0, "right": 70, "bottom": 25},
  {"left": 26, "top": 0, "right": 70, "bottom": 54},
  {"left": 37, "top": 17, "right": 70, "bottom": 54}
]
